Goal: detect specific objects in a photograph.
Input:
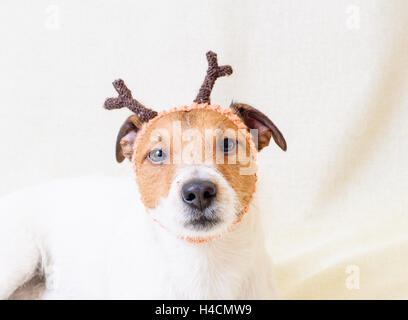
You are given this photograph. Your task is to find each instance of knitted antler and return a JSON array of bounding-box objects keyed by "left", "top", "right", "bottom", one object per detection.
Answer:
[
  {"left": 104, "top": 79, "right": 157, "bottom": 122},
  {"left": 194, "top": 51, "right": 233, "bottom": 104}
]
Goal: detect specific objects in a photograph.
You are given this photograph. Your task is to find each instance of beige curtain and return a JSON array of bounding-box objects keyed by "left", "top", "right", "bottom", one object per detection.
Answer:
[{"left": 0, "top": 0, "right": 407, "bottom": 298}]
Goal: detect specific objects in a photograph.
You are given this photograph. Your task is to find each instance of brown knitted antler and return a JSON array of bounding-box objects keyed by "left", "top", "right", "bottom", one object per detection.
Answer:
[
  {"left": 194, "top": 51, "right": 233, "bottom": 104},
  {"left": 104, "top": 79, "right": 157, "bottom": 122}
]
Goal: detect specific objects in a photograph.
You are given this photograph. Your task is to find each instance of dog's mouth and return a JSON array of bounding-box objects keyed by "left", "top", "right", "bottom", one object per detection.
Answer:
[{"left": 184, "top": 208, "right": 221, "bottom": 231}]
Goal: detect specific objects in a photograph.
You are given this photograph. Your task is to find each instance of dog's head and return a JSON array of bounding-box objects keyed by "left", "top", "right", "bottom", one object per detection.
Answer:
[{"left": 104, "top": 52, "right": 286, "bottom": 242}]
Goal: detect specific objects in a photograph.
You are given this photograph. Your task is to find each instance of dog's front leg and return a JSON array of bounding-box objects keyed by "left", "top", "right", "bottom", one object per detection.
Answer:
[{"left": 0, "top": 206, "right": 40, "bottom": 299}]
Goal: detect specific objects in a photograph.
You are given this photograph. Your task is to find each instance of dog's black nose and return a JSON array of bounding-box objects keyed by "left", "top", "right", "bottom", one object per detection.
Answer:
[{"left": 181, "top": 180, "right": 217, "bottom": 211}]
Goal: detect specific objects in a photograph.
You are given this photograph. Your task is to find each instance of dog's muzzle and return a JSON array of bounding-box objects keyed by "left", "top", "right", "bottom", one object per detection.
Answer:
[{"left": 181, "top": 180, "right": 220, "bottom": 230}]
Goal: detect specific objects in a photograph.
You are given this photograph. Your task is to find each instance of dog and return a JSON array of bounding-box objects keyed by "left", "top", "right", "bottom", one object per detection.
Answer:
[{"left": 0, "top": 52, "right": 286, "bottom": 299}]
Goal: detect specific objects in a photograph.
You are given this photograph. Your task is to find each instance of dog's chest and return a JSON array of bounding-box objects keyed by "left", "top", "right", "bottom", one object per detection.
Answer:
[
  {"left": 160, "top": 247, "right": 251, "bottom": 299},
  {"left": 106, "top": 217, "right": 255, "bottom": 299},
  {"left": 109, "top": 252, "right": 251, "bottom": 299}
]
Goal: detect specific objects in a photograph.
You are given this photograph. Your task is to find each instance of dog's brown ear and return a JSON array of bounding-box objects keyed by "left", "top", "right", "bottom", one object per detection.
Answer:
[
  {"left": 231, "top": 103, "right": 287, "bottom": 152},
  {"left": 115, "top": 115, "right": 144, "bottom": 163}
]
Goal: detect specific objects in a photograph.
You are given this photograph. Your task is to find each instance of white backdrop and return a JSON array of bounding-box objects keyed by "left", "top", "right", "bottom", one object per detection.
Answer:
[{"left": 1, "top": 0, "right": 407, "bottom": 298}]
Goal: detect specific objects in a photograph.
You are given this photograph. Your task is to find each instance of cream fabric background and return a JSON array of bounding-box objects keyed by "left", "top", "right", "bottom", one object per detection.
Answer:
[{"left": 0, "top": 0, "right": 407, "bottom": 299}]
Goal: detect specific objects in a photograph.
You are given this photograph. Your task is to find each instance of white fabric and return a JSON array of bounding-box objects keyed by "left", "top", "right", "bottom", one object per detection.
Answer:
[{"left": 0, "top": 0, "right": 407, "bottom": 299}]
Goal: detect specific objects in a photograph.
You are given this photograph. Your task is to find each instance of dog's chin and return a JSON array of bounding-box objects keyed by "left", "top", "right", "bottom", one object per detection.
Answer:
[
  {"left": 184, "top": 216, "right": 220, "bottom": 231},
  {"left": 183, "top": 207, "right": 222, "bottom": 232},
  {"left": 176, "top": 205, "right": 237, "bottom": 240}
]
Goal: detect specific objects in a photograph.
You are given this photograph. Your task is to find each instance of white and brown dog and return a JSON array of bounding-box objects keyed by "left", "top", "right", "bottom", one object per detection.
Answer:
[{"left": 0, "top": 52, "right": 286, "bottom": 299}]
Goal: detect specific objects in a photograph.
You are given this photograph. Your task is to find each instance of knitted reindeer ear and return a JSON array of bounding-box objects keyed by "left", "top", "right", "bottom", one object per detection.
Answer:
[
  {"left": 194, "top": 51, "right": 233, "bottom": 104},
  {"left": 103, "top": 79, "right": 158, "bottom": 162},
  {"left": 231, "top": 103, "right": 287, "bottom": 152}
]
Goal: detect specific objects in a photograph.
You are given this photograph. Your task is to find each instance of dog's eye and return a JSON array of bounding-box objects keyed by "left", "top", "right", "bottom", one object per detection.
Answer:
[
  {"left": 148, "top": 149, "right": 167, "bottom": 164},
  {"left": 220, "top": 138, "right": 236, "bottom": 154}
]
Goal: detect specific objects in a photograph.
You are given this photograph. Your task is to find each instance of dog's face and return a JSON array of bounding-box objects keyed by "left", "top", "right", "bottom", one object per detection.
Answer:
[{"left": 116, "top": 103, "right": 286, "bottom": 241}]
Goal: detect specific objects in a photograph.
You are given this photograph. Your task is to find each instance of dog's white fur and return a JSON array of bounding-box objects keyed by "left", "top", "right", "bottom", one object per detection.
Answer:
[
  {"left": 150, "top": 166, "right": 240, "bottom": 240},
  {"left": 0, "top": 169, "right": 277, "bottom": 299}
]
